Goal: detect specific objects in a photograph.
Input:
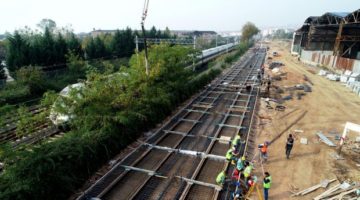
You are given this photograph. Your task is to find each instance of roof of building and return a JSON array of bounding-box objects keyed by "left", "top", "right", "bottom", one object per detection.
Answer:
[
  {"left": 344, "top": 9, "right": 360, "bottom": 23},
  {"left": 326, "top": 12, "right": 350, "bottom": 18},
  {"left": 304, "top": 16, "right": 319, "bottom": 24}
]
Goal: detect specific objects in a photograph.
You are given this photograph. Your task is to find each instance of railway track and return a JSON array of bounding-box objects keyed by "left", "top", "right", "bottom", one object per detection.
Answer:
[
  {"left": 0, "top": 105, "right": 63, "bottom": 147},
  {"left": 77, "top": 47, "right": 266, "bottom": 200}
]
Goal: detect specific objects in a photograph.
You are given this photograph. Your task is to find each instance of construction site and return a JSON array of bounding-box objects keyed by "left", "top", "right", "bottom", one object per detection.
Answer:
[
  {"left": 68, "top": 39, "right": 360, "bottom": 199},
  {"left": 1, "top": 2, "right": 360, "bottom": 200},
  {"left": 73, "top": 10, "right": 360, "bottom": 200}
]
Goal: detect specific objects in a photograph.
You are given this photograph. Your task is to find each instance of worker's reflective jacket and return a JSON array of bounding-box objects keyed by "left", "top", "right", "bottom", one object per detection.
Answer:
[
  {"left": 232, "top": 135, "right": 240, "bottom": 146},
  {"left": 216, "top": 172, "right": 226, "bottom": 184},
  {"left": 263, "top": 176, "right": 272, "bottom": 189},
  {"left": 261, "top": 144, "right": 267, "bottom": 153},
  {"left": 226, "top": 149, "right": 233, "bottom": 160},
  {"left": 243, "top": 165, "right": 252, "bottom": 177}
]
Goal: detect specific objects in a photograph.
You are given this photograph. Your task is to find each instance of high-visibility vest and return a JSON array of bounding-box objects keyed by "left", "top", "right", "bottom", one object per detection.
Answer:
[
  {"left": 243, "top": 165, "right": 252, "bottom": 178},
  {"left": 226, "top": 149, "right": 233, "bottom": 160},
  {"left": 232, "top": 135, "right": 240, "bottom": 146},
  {"left": 263, "top": 176, "right": 272, "bottom": 189},
  {"left": 216, "top": 172, "right": 226, "bottom": 184},
  {"left": 261, "top": 144, "right": 267, "bottom": 153}
]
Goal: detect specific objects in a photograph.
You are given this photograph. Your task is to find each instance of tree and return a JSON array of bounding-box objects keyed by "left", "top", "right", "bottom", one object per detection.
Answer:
[
  {"left": 6, "top": 32, "right": 29, "bottom": 71},
  {"left": 54, "top": 33, "right": 68, "bottom": 64},
  {"left": 0, "top": 64, "right": 6, "bottom": 80},
  {"left": 94, "top": 37, "right": 107, "bottom": 58},
  {"left": 149, "top": 26, "right": 157, "bottom": 38},
  {"left": 122, "top": 28, "right": 135, "bottom": 57},
  {"left": 66, "top": 51, "right": 86, "bottom": 74},
  {"left": 110, "top": 30, "right": 123, "bottom": 57},
  {"left": 85, "top": 37, "right": 96, "bottom": 59},
  {"left": 41, "top": 27, "right": 56, "bottom": 65},
  {"left": 0, "top": 41, "right": 6, "bottom": 60},
  {"left": 67, "top": 33, "right": 83, "bottom": 57},
  {"left": 37, "top": 19, "right": 57, "bottom": 33},
  {"left": 241, "top": 22, "right": 260, "bottom": 43},
  {"left": 164, "top": 27, "right": 172, "bottom": 38}
]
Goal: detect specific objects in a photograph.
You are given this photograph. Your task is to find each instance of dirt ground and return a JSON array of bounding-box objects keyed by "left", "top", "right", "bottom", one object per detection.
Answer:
[{"left": 250, "top": 41, "right": 360, "bottom": 199}]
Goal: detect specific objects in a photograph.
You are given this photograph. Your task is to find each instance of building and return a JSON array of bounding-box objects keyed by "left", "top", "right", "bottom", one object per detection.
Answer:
[
  {"left": 171, "top": 30, "right": 217, "bottom": 39},
  {"left": 291, "top": 9, "right": 360, "bottom": 73},
  {"left": 89, "top": 29, "right": 117, "bottom": 37}
]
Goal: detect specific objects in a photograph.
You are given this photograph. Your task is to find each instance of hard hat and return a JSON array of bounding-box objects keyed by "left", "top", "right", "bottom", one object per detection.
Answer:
[{"left": 241, "top": 156, "right": 246, "bottom": 161}]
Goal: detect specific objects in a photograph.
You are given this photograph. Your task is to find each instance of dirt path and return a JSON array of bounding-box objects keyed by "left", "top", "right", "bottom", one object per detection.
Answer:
[{"left": 250, "top": 41, "right": 360, "bottom": 200}]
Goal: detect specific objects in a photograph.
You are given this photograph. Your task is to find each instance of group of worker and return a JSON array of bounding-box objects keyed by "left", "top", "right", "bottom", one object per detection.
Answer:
[{"left": 216, "top": 134, "right": 273, "bottom": 200}]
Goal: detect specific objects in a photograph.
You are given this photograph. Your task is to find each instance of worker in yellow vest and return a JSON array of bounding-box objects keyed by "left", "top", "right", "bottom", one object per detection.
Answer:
[
  {"left": 263, "top": 172, "right": 272, "bottom": 200},
  {"left": 216, "top": 171, "right": 226, "bottom": 185},
  {"left": 232, "top": 135, "right": 241, "bottom": 148},
  {"left": 243, "top": 161, "right": 253, "bottom": 182},
  {"left": 225, "top": 148, "right": 233, "bottom": 161}
]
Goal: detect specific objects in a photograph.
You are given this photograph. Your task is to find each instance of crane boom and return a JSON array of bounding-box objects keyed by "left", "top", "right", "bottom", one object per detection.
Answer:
[{"left": 141, "top": 0, "right": 150, "bottom": 76}]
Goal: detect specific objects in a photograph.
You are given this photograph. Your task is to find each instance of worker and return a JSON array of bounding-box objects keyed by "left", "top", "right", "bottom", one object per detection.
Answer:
[
  {"left": 236, "top": 156, "right": 246, "bottom": 171},
  {"left": 245, "top": 84, "right": 252, "bottom": 92},
  {"left": 226, "top": 148, "right": 233, "bottom": 161},
  {"left": 231, "top": 147, "right": 239, "bottom": 165},
  {"left": 232, "top": 134, "right": 241, "bottom": 148},
  {"left": 266, "top": 79, "right": 271, "bottom": 96},
  {"left": 216, "top": 171, "right": 226, "bottom": 185},
  {"left": 263, "top": 172, "right": 272, "bottom": 200},
  {"left": 259, "top": 141, "right": 269, "bottom": 162},
  {"left": 243, "top": 161, "right": 253, "bottom": 181},
  {"left": 285, "top": 134, "right": 294, "bottom": 159},
  {"left": 247, "top": 175, "right": 257, "bottom": 189},
  {"left": 232, "top": 169, "right": 240, "bottom": 180}
]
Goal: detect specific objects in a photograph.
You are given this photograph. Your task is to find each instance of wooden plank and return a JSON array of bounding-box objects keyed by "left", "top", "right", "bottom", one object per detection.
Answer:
[{"left": 192, "top": 104, "right": 212, "bottom": 109}]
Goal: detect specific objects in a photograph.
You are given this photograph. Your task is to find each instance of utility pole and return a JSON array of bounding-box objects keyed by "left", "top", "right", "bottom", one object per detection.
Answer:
[
  {"left": 215, "top": 34, "right": 218, "bottom": 47},
  {"left": 141, "top": 0, "right": 150, "bottom": 76},
  {"left": 193, "top": 35, "right": 196, "bottom": 71}
]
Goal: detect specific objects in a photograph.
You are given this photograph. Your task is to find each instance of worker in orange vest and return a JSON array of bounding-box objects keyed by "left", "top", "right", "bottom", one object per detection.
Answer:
[{"left": 259, "top": 141, "right": 269, "bottom": 162}]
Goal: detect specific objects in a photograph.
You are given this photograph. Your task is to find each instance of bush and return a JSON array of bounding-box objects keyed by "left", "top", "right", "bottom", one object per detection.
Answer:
[
  {"left": 0, "top": 82, "right": 30, "bottom": 105},
  {"left": 16, "top": 66, "right": 45, "bottom": 95}
]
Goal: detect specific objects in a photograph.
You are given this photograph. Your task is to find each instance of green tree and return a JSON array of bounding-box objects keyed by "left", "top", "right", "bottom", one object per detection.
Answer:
[
  {"left": 85, "top": 37, "right": 96, "bottom": 59},
  {"left": 164, "top": 27, "right": 171, "bottom": 38},
  {"left": 67, "top": 33, "right": 83, "bottom": 57},
  {"left": 122, "top": 28, "right": 135, "bottom": 57},
  {"left": 110, "top": 30, "right": 123, "bottom": 57},
  {"left": 55, "top": 33, "right": 67, "bottom": 64},
  {"left": 41, "top": 27, "right": 55, "bottom": 65},
  {"left": 0, "top": 63, "right": 6, "bottom": 80},
  {"left": 6, "top": 32, "right": 29, "bottom": 71},
  {"left": 66, "top": 51, "right": 86, "bottom": 74},
  {"left": 0, "top": 41, "right": 6, "bottom": 60},
  {"left": 149, "top": 26, "right": 157, "bottom": 38},
  {"left": 241, "top": 22, "right": 260, "bottom": 43},
  {"left": 37, "top": 18, "right": 57, "bottom": 33},
  {"left": 94, "top": 36, "right": 107, "bottom": 58}
]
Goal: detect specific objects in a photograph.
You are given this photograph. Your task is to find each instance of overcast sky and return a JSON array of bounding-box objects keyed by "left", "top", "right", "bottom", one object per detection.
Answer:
[{"left": 1, "top": 0, "right": 359, "bottom": 33}]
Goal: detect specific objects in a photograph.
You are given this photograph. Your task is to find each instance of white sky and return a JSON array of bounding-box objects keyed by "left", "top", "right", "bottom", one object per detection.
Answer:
[{"left": 1, "top": 0, "right": 359, "bottom": 33}]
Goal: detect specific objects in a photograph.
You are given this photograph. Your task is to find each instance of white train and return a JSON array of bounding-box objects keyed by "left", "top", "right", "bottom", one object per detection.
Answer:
[{"left": 198, "top": 42, "right": 238, "bottom": 59}]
